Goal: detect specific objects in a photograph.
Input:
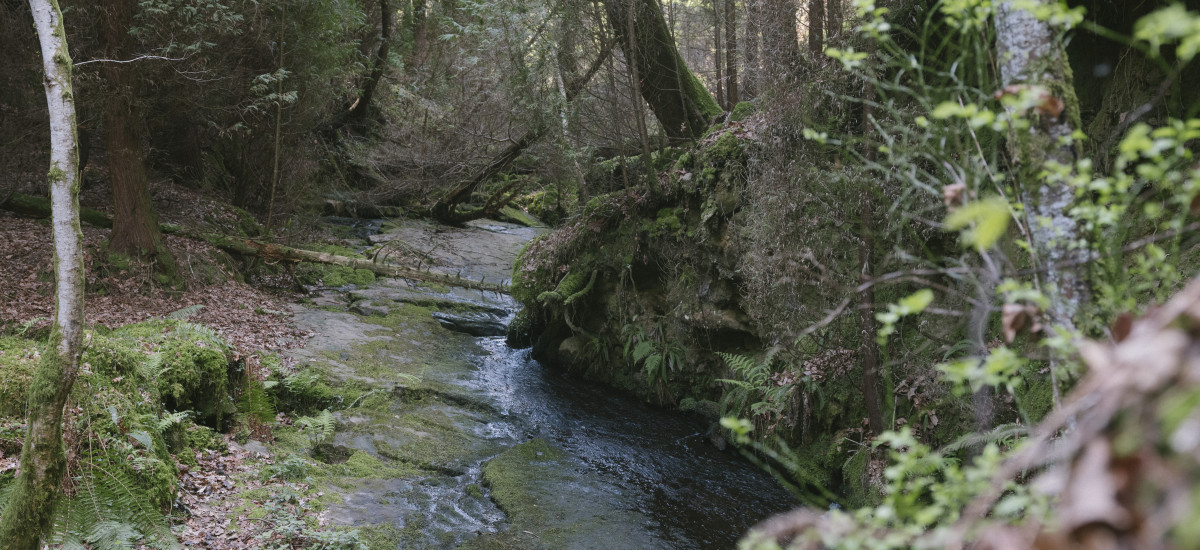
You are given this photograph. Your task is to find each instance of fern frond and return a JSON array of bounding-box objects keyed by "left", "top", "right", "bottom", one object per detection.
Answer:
[
  {"left": 297, "top": 409, "right": 337, "bottom": 443},
  {"left": 632, "top": 340, "right": 657, "bottom": 363},
  {"left": 164, "top": 305, "right": 205, "bottom": 320},
  {"left": 942, "top": 423, "right": 1028, "bottom": 454},
  {"left": 155, "top": 411, "right": 190, "bottom": 434}
]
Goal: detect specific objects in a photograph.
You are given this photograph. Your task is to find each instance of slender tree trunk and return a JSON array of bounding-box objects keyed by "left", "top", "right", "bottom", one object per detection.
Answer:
[
  {"left": 807, "top": 0, "right": 823, "bottom": 56},
  {"left": 858, "top": 196, "right": 885, "bottom": 435},
  {"left": 605, "top": 0, "right": 722, "bottom": 141},
  {"left": 725, "top": 0, "right": 739, "bottom": 106},
  {"left": 0, "top": 2, "right": 84, "bottom": 548},
  {"left": 714, "top": 0, "right": 725, "bottom": 109},
  {"left": 98, "top": 0, "right": 172, "bottom": 274},
  {"left": 409, "top": 0, "right": 429, "bottom": 69},
  {"left": 743, "top": 0, "right": 761, "bottom": 98},
  {"left": 996, "top": 1, "right": 1087, "bottom": 333},
  {"left": 267, "top": 7, "right": 285, "bottom": 230},
  {"left": 346, "top": 0, "right": 392, "bottom": 122}
]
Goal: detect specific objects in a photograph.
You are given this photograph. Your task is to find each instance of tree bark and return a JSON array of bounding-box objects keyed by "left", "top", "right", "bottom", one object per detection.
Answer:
[
  {"left": 742, "top": 0, "right": 762, "bottom": 98},
  {"left": 725, "top": 0, "right": 739, "bottom": 106},
  {"left": 604, "top": 0, "right": 722, "bottom": 141},
  {"left": 407, "top": 0, "right": 430, "bottom": 69},
  {"left": 807, "top": 0, "right": 823, "bottom": 56},
  {"left": 825, "top": 0, "right": 842, "bottom": 42},
  {"left": 714, "top": 0, "right": 725, "bottom": 109},
  {"left": 858, "top": 195, "right": 885, "bottom": 435},
  {"left": 760, "top": 0, "right": 803, "bottom": 90},
  {"left": 996, "top": 0, "right": 1087, "bottom": 333},
  {"left": 98, "top": 0, "right": 173, "bottom": 274},
  {"left": 0, "top": 1, "right": 84, "bottom": 548}
]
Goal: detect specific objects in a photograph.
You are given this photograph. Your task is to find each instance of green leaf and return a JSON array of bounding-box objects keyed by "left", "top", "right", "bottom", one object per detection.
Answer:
[
  {"left": 897, "top": 289, "right": 934, "bottom": 315},
  {"left": 944, "top": 198, "right": 1011, "bottom": 251}
]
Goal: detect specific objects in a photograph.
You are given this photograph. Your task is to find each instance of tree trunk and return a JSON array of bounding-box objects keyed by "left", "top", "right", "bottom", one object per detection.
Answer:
[
  {"left": 995, "top": 0, "right": 1087, "bottom": 333},
  {"left": 0, "top": 2, "right": 84, "bottom": 548},
  {"left": 825, "top": 0, "right": 842, "bottom": 42},
  {"left": 346, "top": 0, "right": 392, "bottom": 122},
  {"left": 760, "top": 0, "right": 803, "bottom": 89},
  {"left": 807, "top": 0, "right": 823, "bottom": 56},
  {"left": 725, "top": 0, "right": 739, "bottom": 106},
  {"left": 605, "top": 0, "right": 722, "bottom": 141},
  {"left": 858, "top": 195, "right": 885, "bottom": 435},
  {"left": 714, "top": 0, "right": 725, "bottom": 109},
  {"left": 98, "top": 0, "right": 173, "bottom": 274},
  {"left": 407, "top": 0, "right": 429, "bottom": 69},
  {"left": 743, "top": 0, "right": 762, "bottom": 98}
]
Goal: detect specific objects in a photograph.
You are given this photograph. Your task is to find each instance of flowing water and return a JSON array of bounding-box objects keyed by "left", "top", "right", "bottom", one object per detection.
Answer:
[{"left": 299, "top": 218, "right": 798, "bottom": 548}]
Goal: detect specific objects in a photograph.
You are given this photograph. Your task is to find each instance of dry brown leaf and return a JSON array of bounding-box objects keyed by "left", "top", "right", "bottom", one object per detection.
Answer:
[{"left": 944, "top": 183, "right": 966, "bottom": 209}]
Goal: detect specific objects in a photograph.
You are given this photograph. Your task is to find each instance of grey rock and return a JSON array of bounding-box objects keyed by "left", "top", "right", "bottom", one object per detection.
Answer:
[
  {"left": 432, "top": 310, "right": 508, "bottom": 337},
  {"left": 350, "top": 300, "right": 390, "bottom": 317}
]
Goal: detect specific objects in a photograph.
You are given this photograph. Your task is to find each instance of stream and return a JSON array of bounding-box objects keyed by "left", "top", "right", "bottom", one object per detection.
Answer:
[{"left": 291, "top": 218, "right": 797, "bottom": 548}]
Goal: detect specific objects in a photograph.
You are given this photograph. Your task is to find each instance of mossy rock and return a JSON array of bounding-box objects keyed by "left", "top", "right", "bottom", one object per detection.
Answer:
[
  {"left": 729, "top": 101, "right": 755, "bottom": 122},
  {"left": 0, "top": 337, "right": 38, "bottom": 416}
]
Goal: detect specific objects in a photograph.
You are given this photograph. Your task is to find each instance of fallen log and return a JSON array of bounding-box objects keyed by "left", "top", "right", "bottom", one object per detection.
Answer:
[
  {"left": 194, "top": 233, "right": 509, "bottom": 294},
  {"left": 0, "top": 195, "right": 507, "bottom": 293},
  {"left": 1, "top": 192, "right": 113, "bottom": 228}
]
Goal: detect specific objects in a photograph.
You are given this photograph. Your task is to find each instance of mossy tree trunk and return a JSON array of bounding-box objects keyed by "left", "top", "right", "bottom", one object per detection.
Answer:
[
  {"left": 996, "top": 0, "right": 1088, "bottom": 333},
  {"left": 604, "top": 0, "right": 722, "bottom": 141},
  {"left": 98, "top": 0, "right": 175, "bottom": 276},
  {"left": 0, "top": 1, "right": 85, "bottom": 548}
]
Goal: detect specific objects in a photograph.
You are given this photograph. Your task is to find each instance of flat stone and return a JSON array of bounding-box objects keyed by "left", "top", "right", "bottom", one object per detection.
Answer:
[
  {"left": 432, "top": 310, "right": 508, "bottom": 337},
  {"left": 350, "top": 300, "right": 390, "bottom": 317}
]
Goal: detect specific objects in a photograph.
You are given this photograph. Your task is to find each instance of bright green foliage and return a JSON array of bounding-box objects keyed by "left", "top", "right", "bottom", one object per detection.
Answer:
[
  {"left": 875, "top": 290, "right": 934, "bottom": 345},
  {"left": 1134, "top": 4, "right": 1200, "bottom": 61}
]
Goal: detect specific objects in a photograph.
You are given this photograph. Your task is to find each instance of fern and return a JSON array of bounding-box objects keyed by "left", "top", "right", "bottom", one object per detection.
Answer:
[
  {"left": 50, "top": 454, "right": 182, "bottom": 550},
  {"left": 297, "top": 409, "right": 336, "bottom": 444},
  {"left": 239, "top": 380, "right": 276, "bottom": 423},
  {"left": 163, "top": 304, "right": 205, "bottom": 320},
  {"left": 154, "top": 411, "right": 190, "bottom": 434},
  {"left": 942, "top": 423, "right": 1028, "bottom": 454}
]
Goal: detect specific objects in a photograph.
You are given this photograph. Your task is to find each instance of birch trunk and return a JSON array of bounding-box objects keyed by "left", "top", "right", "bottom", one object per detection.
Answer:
[
  {"left": 0, "top": 1, "right": 85, "bottom": 547},
  {"left": 996, "top": 0, "right": 1087, "bottom": 333}
]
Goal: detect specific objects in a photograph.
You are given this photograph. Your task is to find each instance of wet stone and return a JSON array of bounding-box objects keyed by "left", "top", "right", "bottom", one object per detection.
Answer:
[{"left": 431, "top": 311, "right": 508, "bottom": 337}]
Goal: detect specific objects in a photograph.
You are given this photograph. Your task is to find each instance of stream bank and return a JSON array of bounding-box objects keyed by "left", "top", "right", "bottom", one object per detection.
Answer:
[{"left": 267, "top": 218, "right": 796, "bottom": 548}]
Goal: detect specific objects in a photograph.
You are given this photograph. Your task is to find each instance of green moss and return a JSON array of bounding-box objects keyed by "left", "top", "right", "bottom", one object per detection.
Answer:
[
  {"left": 357, "top": 523, "right": 406, "bottom": 550},
  {"left": 0, "top": 337, "right": 38, "bottom": 416},
  {"left": 1016, "top": 363, "right": 1055, "bottom": 423},
  {"left": 294, "top": 243, "right": 376, "bottom": 288},
  {"left": 154, "top": 323, "right": 236, "bottom": 428},
  {"left": 498, "top": 206, "right": 545, "bottom": 228},
  {"left": 729, "top": 101, "right": 755, "bottom": 122},
  {"left": 480, "top": 439, "right": 566, "bottom": 527}
]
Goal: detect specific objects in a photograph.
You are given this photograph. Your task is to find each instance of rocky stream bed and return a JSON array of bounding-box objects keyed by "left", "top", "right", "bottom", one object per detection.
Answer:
[{"left": 277, "top": 218, "right": 796, "bottom": 548}]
